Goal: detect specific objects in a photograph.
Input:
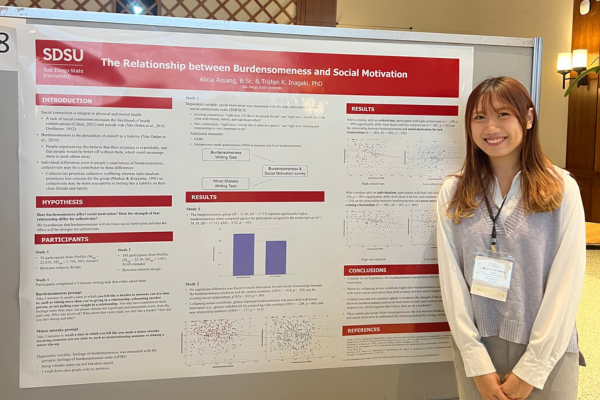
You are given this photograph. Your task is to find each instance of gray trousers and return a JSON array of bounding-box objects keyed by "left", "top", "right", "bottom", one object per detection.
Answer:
[{"left": 453, "top": 336, "right": 579, "bottom": 400}]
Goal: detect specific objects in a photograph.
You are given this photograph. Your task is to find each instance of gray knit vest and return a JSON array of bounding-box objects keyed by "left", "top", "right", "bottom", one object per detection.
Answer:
[{"left": 451, "top": 193, "right": 579, "bottom": 353}]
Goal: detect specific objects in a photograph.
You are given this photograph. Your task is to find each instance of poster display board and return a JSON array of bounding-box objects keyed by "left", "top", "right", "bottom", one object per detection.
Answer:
[{"left": 17, "top": 23, "right": 473, "bottom": 388}]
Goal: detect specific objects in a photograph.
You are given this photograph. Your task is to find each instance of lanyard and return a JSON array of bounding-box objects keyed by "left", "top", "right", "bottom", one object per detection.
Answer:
[{"left": 483, "top": 194, "right": 507, "bottom": 254}]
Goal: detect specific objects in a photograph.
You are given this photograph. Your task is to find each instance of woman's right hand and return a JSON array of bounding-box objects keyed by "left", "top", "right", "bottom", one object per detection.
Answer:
[{"left": 473, "top": 372, "right": 511, "bottom": 400}]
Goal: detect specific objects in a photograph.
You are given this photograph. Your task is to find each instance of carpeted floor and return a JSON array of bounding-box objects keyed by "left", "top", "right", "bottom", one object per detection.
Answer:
[{"left": 577, "top": 250, "right": 600, "bottom": 399}]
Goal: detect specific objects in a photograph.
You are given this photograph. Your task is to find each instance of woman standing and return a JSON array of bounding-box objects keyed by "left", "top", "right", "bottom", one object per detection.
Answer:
[{"left": 436, "top": 77, "right": 586, "bottom": 400}]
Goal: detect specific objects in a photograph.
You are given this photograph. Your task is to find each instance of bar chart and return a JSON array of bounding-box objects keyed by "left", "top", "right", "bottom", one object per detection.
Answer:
[
  {"left": 227, "top": 231, "right": 292, "bottom": 277},
  {"left": 265, "top": 240, "right": 287, "bottom": 275},
  {"left": 233, "top": 234, "right": 255, "bottom": 276}
]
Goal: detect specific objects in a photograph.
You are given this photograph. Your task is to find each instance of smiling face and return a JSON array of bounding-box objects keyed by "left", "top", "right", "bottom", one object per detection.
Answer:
[{"left": 470, "top": 99, "right": 533, "bottom": 165}]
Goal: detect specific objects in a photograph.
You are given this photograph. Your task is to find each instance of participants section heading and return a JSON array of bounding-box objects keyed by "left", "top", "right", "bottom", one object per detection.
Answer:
[
  {"left": 36, "top": 195, "right": 172, "bottom": 208},
  {"left": 36, "top": 40, "right": 460, "bottom": 97}
]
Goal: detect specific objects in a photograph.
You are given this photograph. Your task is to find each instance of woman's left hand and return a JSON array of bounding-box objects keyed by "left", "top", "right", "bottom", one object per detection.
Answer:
[{"left": 500, "top": 372, "right": 534, "bottom": 400}]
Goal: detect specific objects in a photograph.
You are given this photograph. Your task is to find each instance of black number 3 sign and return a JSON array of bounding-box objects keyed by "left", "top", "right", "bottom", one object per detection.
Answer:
[{"left": 0, "top": 32, "right": 9, "bottom": 54}]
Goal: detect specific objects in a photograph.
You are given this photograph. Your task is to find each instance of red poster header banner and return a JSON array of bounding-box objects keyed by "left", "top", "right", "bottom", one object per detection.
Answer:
[
  {"left": 35, "top": 231, "right": 173, "bottom": 245},
  {"left": 36, "top": 196, "right": 172, "bottom": 208},
  {"left": 344, "top": 264, "right": 439, "bottom": 276},
  {"left": 186, "top": 191, "right": 325, "bottom": 203},
  {"left": 35, "top": 40, "right": 460, "bottom": 98},
  {"left": 347, "top": 104, "right": 459, "bottom": 116},
  {"left": 36, "top": 94, "right": 172, "bottom": 109},
  {"left": 342, "top": 322, "right": 450, "bottom": 336}
]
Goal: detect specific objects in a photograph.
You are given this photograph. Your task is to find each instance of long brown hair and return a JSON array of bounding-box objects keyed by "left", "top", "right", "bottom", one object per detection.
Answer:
[{"left": 447, "top": 76, "right": 563, "bottom": 223}]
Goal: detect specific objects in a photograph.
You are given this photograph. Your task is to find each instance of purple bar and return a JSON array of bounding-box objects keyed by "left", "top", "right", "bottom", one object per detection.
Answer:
[
  {"left": 265, "top": 241, "right": 286, "bottom": 275},
  {"left": 233, "top": 234, "right": 255, "bottom": 276}
]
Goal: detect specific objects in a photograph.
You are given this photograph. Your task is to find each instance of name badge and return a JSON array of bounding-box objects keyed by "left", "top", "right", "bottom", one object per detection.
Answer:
[{"left": 470, "top": 252, "right": 514, "bottom": 302}]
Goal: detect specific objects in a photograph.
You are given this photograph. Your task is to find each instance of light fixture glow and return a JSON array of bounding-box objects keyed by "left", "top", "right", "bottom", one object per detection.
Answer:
[
  {"left": 557, "top": 52, "right": 572, "bottom": 72},
  {"left": 558, "top": 49, "right": 590, "bottom": 91},
  {"left": 572, "top": 49, "right": 588, "bottom": 70},
  {"left": 132, "top": 4, "right": 144, "bottom": 14},
  {"left": 580, "top": 0, "right": 591, "bottom": 15}
]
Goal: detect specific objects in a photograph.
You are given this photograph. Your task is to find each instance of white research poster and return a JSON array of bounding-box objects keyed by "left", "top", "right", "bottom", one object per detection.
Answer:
[{"left": 17, "top": 23, "right": 473, "bottom": 387}]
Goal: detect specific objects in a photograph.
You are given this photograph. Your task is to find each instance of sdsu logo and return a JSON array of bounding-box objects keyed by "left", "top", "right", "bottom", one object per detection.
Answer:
[{"left": 42, "top": 48, "right": 84, "bottom": 62}]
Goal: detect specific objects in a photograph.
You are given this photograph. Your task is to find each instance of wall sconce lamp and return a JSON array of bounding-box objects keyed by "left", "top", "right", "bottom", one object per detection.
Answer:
[
  {"left": 131, "top": 3, "right": 144, "bottom": 14},
  {"left": 581, "top": 0, "right": 591, "bottom": 15},
  {"left": 558, "top": 49, "right": 589, "bottom": 89}
]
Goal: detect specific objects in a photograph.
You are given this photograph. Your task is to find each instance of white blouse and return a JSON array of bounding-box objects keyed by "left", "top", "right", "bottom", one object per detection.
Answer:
[{"left": 436, "top": 169, "right": 586, "bottom": 390}]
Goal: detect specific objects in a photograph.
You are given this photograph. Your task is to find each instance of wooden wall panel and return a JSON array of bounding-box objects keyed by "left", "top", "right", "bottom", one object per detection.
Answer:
[
  {"left": 596, "top": 86, "right": 600, "bottom": 171},
  {"left": 296, "top": 0, "right": 336, "bottom": 27},
  {"left": 594, "top": 176, "right": 600, "bottom": 222},
  {"left": 567, "top": 0, "right": 600, "bottom": 222},
  {"left": 568, "top": 169, "right": 597, "bottom": 220},
  {"left": 567, "top": 1, "right": 599, "bottom": 171},
  {"left": 1, "top": 0, "right": 300, "bottom": 22}
]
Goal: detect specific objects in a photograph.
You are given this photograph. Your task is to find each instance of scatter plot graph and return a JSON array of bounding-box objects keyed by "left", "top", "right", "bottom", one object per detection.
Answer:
[
  {"left": 347, "top": 139, "right": 406, "bottom": 176},
  {"left": 407, "top": 141, "right": 463, "bottom": 177},
  {"left": 185, "top": 318, "right": 264, "bottom": 364},
  {"left": 346, "top": 211, "right": 408, "bottom": 247},
  {"left": 267, "top": 315, "right": 338, "bottom": 360},
  {"left": 410, "top": 210, "right": 437, "bottom": 245}
]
